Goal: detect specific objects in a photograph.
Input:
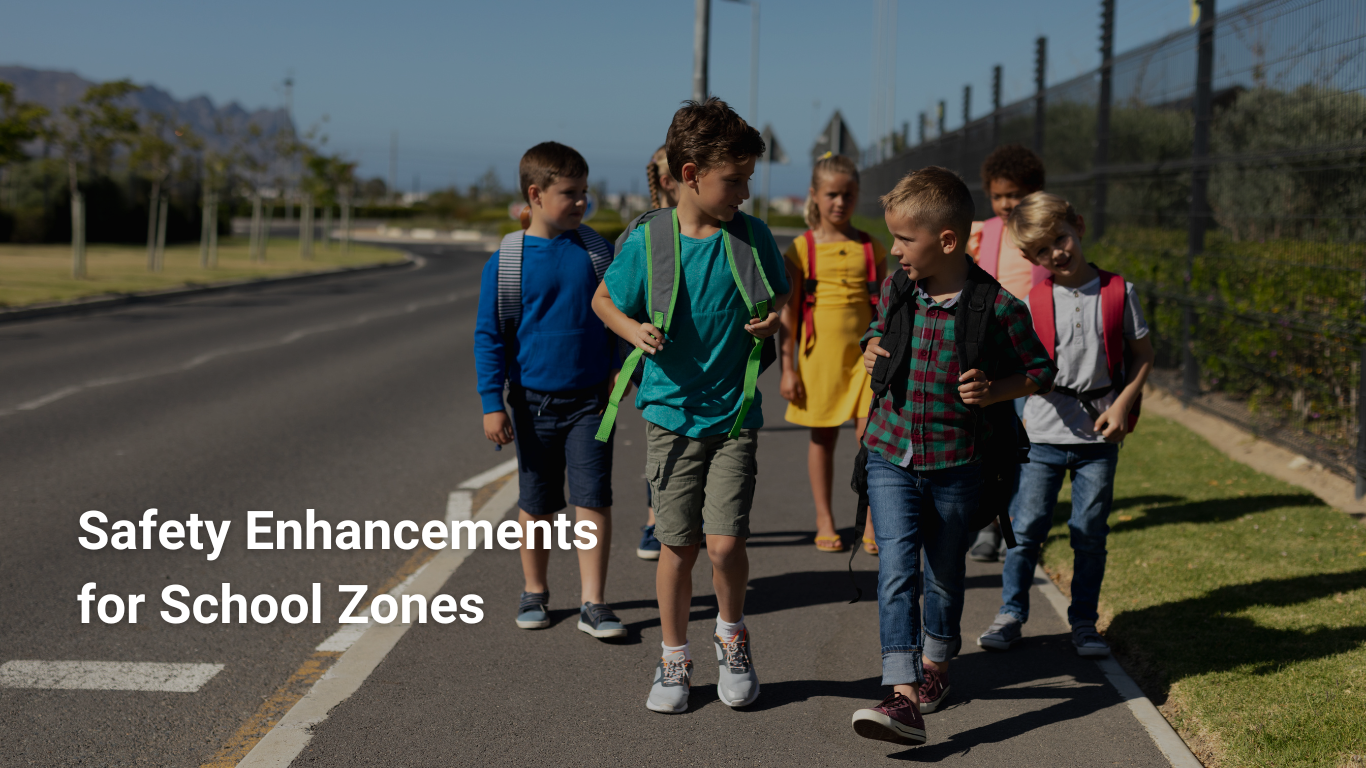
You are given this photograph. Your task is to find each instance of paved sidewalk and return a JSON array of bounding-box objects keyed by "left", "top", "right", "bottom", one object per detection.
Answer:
[{"left": 292, "top": 393, "right": 1172, "bottom": 766}]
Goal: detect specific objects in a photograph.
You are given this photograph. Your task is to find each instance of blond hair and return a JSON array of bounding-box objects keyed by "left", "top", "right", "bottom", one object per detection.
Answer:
[
  {"left": 1006, "top": 191, "right": 1082, "bottom": 257},
  {"left": 803, "top": 153, "right": 860, "bottom": 229},
  {"left": 646, "top": 146, "right": 673, "bottom": 209},
  {"left": 879, "top": 166, "right": 975, "bottom": 243}
]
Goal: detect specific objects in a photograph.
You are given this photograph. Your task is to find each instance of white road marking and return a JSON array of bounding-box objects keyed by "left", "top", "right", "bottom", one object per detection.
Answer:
[
  {"left": 0, "top": 660, "right": 224, "bottom": 692},
  {"left": 1032, "top": 568, "right": 1202, "bottom": 768},
  {"left": 0, "top": 279, "right": 478, "bottom": 419},
  {"left": 239, "top": 465, "right": 519, "bottom": 767},
  {"left": 445, "top": 491, "right": 472, "bottom": 522},
  {"left": 457, "top": 457, "right": 517, "bottom": 490}
]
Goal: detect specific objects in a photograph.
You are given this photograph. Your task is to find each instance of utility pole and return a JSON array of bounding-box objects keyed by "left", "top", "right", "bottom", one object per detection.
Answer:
[
  {"left": 918, "top": 111, "right": 926, "bottom": 145},
  {"left": 692, "top": 0, "right": 710, "bottom": 102},
  {"left": 389, "top": 131, "right": 399, "bottom": 205},
  {"left": 937, "top": 100, "right": 946, "bottom": 138},
  {"left": 1094, "top": 0, "right": 1115, "bottom": 241},
  {"left": 991, "top": 64, "right": 1002, "bottom": 148},
  {"left": 1184, "top": 0, "right": 1216, "bottom": 400},
  {"left": 962, "top": 84, "right": 971, "bottom": 126},
  {"left": 1034, "top": 36, "right": 1048, "bottom": 154}
]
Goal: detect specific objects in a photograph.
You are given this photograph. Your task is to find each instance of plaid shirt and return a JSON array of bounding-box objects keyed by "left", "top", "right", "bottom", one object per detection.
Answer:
[{"left": 861, "top": 276, "right": 1055, "bottom": 471}]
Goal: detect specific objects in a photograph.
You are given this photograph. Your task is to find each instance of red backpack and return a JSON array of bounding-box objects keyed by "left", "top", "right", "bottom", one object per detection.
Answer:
[
  {"left": 800, "top": 229, "right": 878, "bottom": 346},
  {"left": 1028, "top": 268, "right": 1142, "bottom": 433}
]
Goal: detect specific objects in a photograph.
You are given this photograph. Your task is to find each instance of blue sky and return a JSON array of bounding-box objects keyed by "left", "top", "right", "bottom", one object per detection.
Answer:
[{"left": 1, "top": 0, "right": 1198, "bottom": 198}]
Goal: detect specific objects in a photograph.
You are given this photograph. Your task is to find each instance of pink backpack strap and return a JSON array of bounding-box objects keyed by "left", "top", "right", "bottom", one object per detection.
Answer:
[
  {"left": 978, "top": 216, "right": 1004, "bottom": 277},
  {"left": 1031, "top": 263, "right": 1051, "bottom": 288},
  {"left": 1028, "top": 276, "right": 1057, "bottom": 361},
  {"left": 1096, "top": 268, "right": 1141, "bottom": 432},
  {"left": 855, "top": 229, "right": 878, "bottom": 305}
]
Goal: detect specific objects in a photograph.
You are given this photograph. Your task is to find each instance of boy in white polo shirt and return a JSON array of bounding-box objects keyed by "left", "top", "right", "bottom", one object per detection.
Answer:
[{"left": 977, "top": 192, "right": 1154, "bottom": 658}]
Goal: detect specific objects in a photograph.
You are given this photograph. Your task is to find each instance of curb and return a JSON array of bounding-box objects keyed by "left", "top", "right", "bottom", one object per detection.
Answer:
[
  {"left": 0, "top": 253, "right": 417, "bottom": 325},
  {"left": 1032, "top": 566, "right": 1203, "bottom": 768}
]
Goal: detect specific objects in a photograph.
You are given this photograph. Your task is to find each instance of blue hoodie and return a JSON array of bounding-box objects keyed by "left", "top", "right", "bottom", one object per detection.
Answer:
[{"left": 474, "top": 230, "right": 618, "bottom": 413}]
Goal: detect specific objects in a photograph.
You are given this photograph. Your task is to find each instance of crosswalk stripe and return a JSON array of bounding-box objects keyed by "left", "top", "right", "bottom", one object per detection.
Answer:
[{"left": 0, "top": 660, "right": 223, "bottom": 692}]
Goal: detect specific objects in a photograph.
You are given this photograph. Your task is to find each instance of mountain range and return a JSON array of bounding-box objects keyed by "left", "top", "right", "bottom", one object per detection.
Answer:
[{"left": 0, "top": 66, "right": 294, "bottom": 154}]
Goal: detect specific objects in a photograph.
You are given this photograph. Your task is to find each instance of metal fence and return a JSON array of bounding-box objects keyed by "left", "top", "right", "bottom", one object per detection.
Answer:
[{"left": 861, "top": 0, "right": 1366, "bottom": 494}]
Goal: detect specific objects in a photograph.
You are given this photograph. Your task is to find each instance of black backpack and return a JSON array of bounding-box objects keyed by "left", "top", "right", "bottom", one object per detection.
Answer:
[{"left": 847, "top": 258, "right": 1027, "bottom": 597}]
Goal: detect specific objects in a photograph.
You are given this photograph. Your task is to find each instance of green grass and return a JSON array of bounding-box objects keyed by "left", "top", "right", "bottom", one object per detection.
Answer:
[
  {"left": 1042, "top": 414, "right": 1366, "bottom": 767},
  {"left": 0, "top": 239, "right": 405, "bottom": 308}
]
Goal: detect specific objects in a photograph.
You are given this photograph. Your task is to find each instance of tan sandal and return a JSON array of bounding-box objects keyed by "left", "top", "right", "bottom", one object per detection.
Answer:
[
  {"left": 862, "top": 537, "right": 879, "bottom": 556},
  {"left": 815, "top": 535, "right": 845, "bottom": 553}
]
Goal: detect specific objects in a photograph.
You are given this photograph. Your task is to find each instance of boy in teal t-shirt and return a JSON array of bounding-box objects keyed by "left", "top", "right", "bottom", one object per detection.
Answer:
[{"left": 593, "top": 98, "right": 789, "bottom": 714}]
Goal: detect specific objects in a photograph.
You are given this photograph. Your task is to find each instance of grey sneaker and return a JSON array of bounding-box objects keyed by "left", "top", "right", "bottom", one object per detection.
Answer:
[
  {"left": 977, "top": 613, "right": 1023, "bottom": 651},
  {"left": 968, "top": 528, "right": 1002, "bottom": 562},
  {"left": 646, "top": 657, "right": 692, "bottom": 713},
  {"left": 515, "top": 591, "right": 549, "bottom": 629},
  {"left": 714, "top": 628, "right": 760, "bottom": 708},
  {"left": 577, "top": 602, "right": 626, "bottom": 639},
  {"left": 1072, "top": 624, "right": 1110, "bottom": 657}
]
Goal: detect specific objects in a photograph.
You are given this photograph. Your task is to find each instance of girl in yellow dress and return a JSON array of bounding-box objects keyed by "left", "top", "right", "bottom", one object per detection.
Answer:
[{"left": 779, "top": 153, "right": 886, "bottom": 554}]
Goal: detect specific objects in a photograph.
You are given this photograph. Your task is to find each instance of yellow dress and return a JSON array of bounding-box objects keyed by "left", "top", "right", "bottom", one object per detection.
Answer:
[{"left": 783, "top": 234, "right": 887, "bottom": 427}]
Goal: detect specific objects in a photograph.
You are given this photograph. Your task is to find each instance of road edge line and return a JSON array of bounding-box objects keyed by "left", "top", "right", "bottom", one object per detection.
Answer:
[
  {"left": 232, "top": 476, "right": 519, "bottom": 768},
  {"left": 1032, "top": 567, "right": 1202, "bottom": 768}
]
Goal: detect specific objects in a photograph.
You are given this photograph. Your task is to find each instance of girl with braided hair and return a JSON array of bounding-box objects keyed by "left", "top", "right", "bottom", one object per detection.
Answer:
[{"left": 779, "top": 153, "right": 886, "bottom": 554}]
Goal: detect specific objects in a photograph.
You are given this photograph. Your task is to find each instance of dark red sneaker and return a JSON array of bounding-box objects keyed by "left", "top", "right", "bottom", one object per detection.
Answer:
[
  {"left": 851, "top": 692, "right": 927, "bottom": 745},
  {"left": 918, "top": 665, "right": 951, "bottom": 714}
]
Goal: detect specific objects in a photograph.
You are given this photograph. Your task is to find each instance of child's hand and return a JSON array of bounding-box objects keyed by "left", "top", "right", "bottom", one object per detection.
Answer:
[
  {"left": 745, "top": 311, "right": 781, "bottom": 339},
  {"left": 958, "top": 369, "right": 995, "bottom": 406},
  {"left": 483, "top": 411, "right": 514, "bottom": 445},
  {"left": 635, "top": 322, "right": 664, "bottom": 354},
  {"left": 780, "top": 369, "right": 805, "bottom": 403},
  {"left": 863, "top": 337, "right": 889, "bottom": 375},
  {"left": 1094, "top": 402, "right": 1129, "bottom": 442}
]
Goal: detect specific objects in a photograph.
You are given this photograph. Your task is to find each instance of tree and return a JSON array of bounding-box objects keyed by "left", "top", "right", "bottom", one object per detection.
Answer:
[
  {"left": 49, "top": 79, "right": 141, "bottom": 277},
  {"left": 132, "top": 111, "right": 198, "bottom": 271},
  {"left": 0, "top": 81, "right": 48, "bottom": 166}
]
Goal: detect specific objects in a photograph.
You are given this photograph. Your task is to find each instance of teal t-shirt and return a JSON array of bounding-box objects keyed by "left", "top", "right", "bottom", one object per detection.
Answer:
[{"left": 604, "top": 214, "right": 790, "bottom": 437}]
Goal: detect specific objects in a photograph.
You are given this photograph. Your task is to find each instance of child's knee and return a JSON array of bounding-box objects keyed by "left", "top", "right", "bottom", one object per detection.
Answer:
[{"left": 706, "top": 536, "right": 745, "bottom": 567}]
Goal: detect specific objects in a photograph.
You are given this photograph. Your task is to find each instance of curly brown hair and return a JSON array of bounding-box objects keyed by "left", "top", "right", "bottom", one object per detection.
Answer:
[
  {"left": 979, "top": 143, "right": 1045, "bottom": 193},
  {"left": 664, "top": 98, "right": 765, "bottom": 182}
]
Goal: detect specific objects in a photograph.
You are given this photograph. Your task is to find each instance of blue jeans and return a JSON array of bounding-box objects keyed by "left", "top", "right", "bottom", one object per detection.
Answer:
[
  {"left": 507, "top": 384, "right": 614, "bottom": 516},
  {"left": 866, "top": 450, "right": 981, "bottom": 686},
  {"left": 1000, "top": 442, "right": 1118, "bottom": 627}
]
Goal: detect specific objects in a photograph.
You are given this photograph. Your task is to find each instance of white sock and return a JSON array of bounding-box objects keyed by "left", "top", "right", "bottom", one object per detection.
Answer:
[
  {"left": 662, "top": 641, "right": 690, "bottom": 661},
  {"left": 715, "top": 615, "right": 745, "bottom": 639}
]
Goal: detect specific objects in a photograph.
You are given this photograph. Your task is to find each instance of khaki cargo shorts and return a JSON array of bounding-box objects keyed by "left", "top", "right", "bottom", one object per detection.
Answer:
[{"left": 645, "top": 422, "right": 758, "bottom": 547}]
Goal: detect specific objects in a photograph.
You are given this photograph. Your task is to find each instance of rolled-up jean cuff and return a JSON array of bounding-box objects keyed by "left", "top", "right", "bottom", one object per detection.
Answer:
[
  {"left": 880, "top": 649, "right": 925, "bottom": 687},
  {"left": 923, "top": 633, "right": 961, "bottom": 663}
]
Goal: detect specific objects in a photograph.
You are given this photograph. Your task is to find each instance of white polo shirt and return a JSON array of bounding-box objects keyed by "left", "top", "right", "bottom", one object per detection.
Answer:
[{"left": 1022, "top": 276, "right": 1148, "bottom": 444}]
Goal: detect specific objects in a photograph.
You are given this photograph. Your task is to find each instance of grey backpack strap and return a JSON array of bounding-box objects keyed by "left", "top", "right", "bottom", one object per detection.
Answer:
[
  {"left": 576, "top": 225, "right": 615, "bottom": 283},
  {"left": 645, "top": 209, "right": 680, "bottom": 331},
  {"left": 495, "top": 230, "right": 525, "bottom": 342},
  {"left": 722, "top": 213, "right": 775, "bottom": 314},
  {"left": 616, "top": 208, "right": 667, "bottom": 251}
]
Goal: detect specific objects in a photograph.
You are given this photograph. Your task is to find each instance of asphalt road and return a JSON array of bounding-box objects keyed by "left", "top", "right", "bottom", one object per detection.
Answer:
[{"left": 0, "top": 238, "right": 1170, "bottom": 766}]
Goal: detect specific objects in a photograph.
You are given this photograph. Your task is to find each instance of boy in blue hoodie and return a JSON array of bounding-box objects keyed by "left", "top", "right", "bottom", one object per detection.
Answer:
[{"left": 474, "top": 141, "right": 624, "bottom": 641}]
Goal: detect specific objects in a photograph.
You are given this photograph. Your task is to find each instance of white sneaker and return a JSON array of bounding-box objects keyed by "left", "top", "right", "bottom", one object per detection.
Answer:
[
  {"left": 645, "top": 657, "right": 692, "bottom": 713},
  {"left": 714, "top": 628, "right": 760, "bottom": 708}
]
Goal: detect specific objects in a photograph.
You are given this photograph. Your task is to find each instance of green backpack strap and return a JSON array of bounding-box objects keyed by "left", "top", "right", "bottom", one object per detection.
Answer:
[
  {"left": 596, "top": 210, "right": 680, "bottom": 442},
  {"left": 721, "top": 213, "right": 774, "bottom": 438}
]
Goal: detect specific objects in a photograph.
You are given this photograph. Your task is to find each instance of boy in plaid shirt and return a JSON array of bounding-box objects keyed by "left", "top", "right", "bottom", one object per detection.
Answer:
[{"left": 850, "top": 167, "right": 1054, "bottom": 746}]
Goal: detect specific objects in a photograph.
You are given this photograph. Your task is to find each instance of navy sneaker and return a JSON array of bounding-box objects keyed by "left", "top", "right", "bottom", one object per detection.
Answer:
[
  {"left": 577, "top": 602, "right": 626, "bottom": 639},
  {"left": 515, "top": 591, "right": 549, "bottom": 629},
  {"left": 637, "top": 524, "right": 661, "bottom": 560},
  {"left": 1072, "top": 624, "right": 1111, "bottom": 657},
  {"left": 978, "top": 613, "right": 1023, "bottom": 651}
]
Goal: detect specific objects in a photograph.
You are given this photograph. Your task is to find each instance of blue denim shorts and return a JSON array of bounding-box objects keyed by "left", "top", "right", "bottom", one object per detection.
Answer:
[{"left": 507, "top": 383, "right": 614, "bottom": 516}]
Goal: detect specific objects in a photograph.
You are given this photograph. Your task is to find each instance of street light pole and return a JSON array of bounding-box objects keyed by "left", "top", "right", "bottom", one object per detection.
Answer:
[{"left": 721, "top": 0, "right": 759, "bottom": 125}]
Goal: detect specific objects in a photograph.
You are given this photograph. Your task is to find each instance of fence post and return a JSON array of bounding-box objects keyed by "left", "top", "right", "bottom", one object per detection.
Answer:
[
  {"left": 1357, "top": 344, "right": 1365, "bottom": 499},
  {"left": 1183, "top": 0, "right": 1215, "bottom": 401},
  {"left": 918, "top": 112, "right": 926, "bottom": 145},
  {"left": 937, "top": 101, "right": 946, "bottom": 137},
  {"left": 1093, "top": 0, "right": 1115, "bottom": 241},
  {"left": 1034, "top": 36, "right": 1047, "bottom": 154},
  {"left": 991, "top": 65, "right": 1002, "bottom": 149}
]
